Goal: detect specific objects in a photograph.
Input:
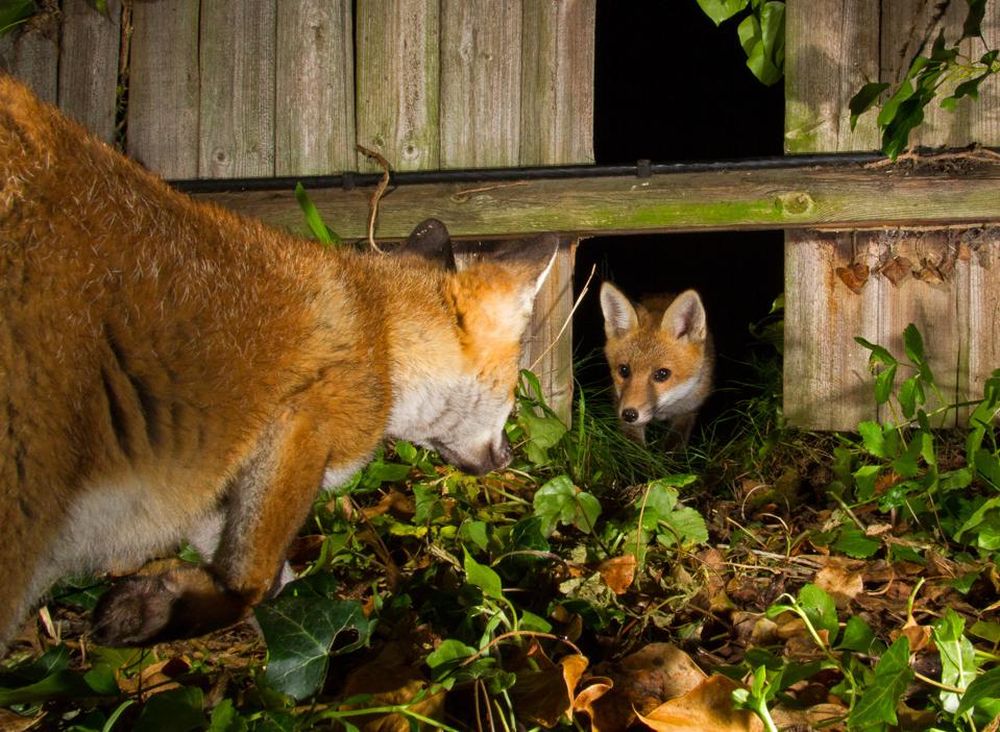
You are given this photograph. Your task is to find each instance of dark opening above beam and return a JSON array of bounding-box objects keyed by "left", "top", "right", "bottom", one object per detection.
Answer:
[{"left": 183, "top": 152, "right": 1000, "bottom": 241}]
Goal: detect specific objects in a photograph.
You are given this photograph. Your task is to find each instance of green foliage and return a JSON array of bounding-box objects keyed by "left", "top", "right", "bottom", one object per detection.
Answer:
[
  {"left": 849, "top": 2, "right": 1000, "bottom": 158},
  {"left": 255, "top": 579, "right": 371, "bottom": 700},
  {"left": 695, "top": 0, "right": 785, "bottom": 86},
  {"left": 0, "top": 0, "right": 35, "bottom": 36},
  {"left": 532, "top": 474, "right": 602, "bottom": 536},
  {"left": 294, "top": 183, "right": 341, "bottom": 246},
  {"left": 850, "top": 324, "right": 1000, "bottom": 553}
]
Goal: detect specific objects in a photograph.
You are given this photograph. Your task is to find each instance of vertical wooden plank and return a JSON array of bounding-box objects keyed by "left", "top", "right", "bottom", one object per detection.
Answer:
[
  {"left": 58, "top": 0, "right": 121, "bottom": 143},
  {"left": 276, "top": 0, "right": 355, "bottom": 176},
  {"left": 783, "top": 0, "right": 881, "bottom": 429},
  {"left": 874, "top": 3, "right": 1000, "bottom": 425},
  {"left": 440, "top": 0, "right": 522, "bottom": 168},
  {"left": 520, "top": 0, "right": 595, "bottom": 165},
  {"left": 784, "top": 0, "right": 880, "bottom": 152},
  {"left": 784, "top": 231, "right": 876, "bottom": 428},
  {"left": 0, "top": 13, "right": 59, "bottom": 103},
  {"left": 519, "top": 0, "right": 596, "bottom": 424},
  {"left": 786, "top": 1, "right": 999, "bottom": 428},
  {"left": 355, "top": 0, "right": 439, "bottom": 173},
  {"left": 199, "top": 0, "right": 276, "bottom": 178},
  {"left": 127, "top": 0, "right": 200, "bottom": 178},
  {"left": 961, "top": 12, "right": 1000, "bottom": 413}
]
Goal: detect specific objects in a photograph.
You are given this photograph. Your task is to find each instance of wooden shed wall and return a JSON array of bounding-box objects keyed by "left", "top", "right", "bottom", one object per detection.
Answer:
[
  {"left": 784, "top": 1, "right": 1000, "bottom": 430},
  {"left": 0, "top": 0, "right": 595, "bottom": 423}
]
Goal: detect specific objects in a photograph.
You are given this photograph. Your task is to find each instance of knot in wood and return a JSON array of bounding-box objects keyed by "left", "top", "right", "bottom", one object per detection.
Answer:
[{"left": 775, "top": 191, "right": 813, "bottom": 216}]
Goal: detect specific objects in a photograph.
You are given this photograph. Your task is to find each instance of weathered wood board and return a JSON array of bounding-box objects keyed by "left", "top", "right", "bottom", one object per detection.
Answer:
[
  {"left": 784, "top": 0, "right": 1000, "bottom": 429},
  {"left": 192, "top": 163, "right": 1000, "bottom": 240}
]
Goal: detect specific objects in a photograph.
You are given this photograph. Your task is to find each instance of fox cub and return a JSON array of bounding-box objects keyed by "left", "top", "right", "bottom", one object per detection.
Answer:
[
  {"left": 600, "top": 282, "right": 714, "bottom": 447},
  {"left": 0, "top": 75, "right": 556, "bottom": 654}
]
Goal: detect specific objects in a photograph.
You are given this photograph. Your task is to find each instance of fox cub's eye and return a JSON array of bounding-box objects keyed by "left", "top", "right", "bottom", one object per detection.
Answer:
[
  {"left": 653, "top": 368, "right": 671, "bottom": 382},
  {"left": 618, "top": 364, "right": 631, "bottom": 378}
]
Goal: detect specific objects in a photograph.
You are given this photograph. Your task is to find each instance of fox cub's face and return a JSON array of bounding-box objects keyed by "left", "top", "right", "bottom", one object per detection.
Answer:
[
  {"left": 388, "top": 222, "right": 557, "bottom": 475},
  {"left": 600, "top": 282, "right": 710, "bottom": 430}
]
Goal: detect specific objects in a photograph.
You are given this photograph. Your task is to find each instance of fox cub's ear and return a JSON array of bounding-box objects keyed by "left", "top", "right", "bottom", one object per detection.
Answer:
[
  {"left": 661, "top": 289, "right": 707, "bottom": 343},
  {"left": 600, "top": 282, "right": 638, "bottom": 339},
  {"left": 396, "top": 218, "right": 456, "bottom": 270}
]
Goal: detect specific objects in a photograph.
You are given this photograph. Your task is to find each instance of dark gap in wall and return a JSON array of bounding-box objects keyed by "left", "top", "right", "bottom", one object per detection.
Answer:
[{"left": 578, "top": 0, "right": 786, "bottom": 423}]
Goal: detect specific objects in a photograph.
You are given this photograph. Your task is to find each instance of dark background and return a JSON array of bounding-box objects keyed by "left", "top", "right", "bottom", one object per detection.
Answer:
[{"left": 577, "top": 1, "right": 786, "bottom": 415}]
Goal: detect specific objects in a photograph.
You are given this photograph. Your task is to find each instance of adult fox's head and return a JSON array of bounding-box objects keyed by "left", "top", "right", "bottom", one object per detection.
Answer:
[{"left": 387, "top": 220, "right": 558, "bottom": 475}]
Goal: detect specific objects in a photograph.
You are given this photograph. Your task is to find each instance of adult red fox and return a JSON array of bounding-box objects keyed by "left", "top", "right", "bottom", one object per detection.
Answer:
[
  {"left": 600, "top": 282, "right": 714, "bottom": 447},
  {"left": 0, "top": 75, "right": 556, "bottom": 653}
]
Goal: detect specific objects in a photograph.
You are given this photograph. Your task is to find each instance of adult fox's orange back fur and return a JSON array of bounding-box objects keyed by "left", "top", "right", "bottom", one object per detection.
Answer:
[
  {"left": 600, "top": 282, "right": 713, "bottom": 446},
  {"left": 0, "top": 75, "right": 555, "bottom": 653}
]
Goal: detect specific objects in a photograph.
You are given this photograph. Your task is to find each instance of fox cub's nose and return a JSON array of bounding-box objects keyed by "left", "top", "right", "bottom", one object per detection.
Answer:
[{"left": 621, "top": 408, "right": 639, "bottom": 423}]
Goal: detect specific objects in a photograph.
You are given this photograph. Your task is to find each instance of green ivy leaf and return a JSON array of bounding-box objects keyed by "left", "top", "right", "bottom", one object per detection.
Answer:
[
  {"left": 695, "top": 0, "right": 749, "bottom": 25},
  {"left": 849, "top": 82, "right": 890, "bottom": 129},
  {"left": 848, "top": 636, "right": 913, "bottom": 727},
  {"left": 463, "top": 549, "right": 504, "bottom": 600},
  {"left": 833, "top": 525, "right": 880, "bottom": 559},
  {"left": 532, "top": 475, "right": 601, "bottom": 536},
  {"left": 858, "top": 421, "right": 888, "bottom": 458},
  {"left": 0, "top": 0, "right": 35, "bottom": 36},
  {"left": 838, "top": 616, "right": 877, "bottom": 653},
  {"left": 855, "top": 337, "right": 899, "bottom": 368},
  {"left": 957, "top": 665, "right": 1000, "bottom": 715},
  {"left": 797, "top": 584, "right": 839, "bottom": 643},
  {"left": 933, "top": 609, "right": 977, "bottom": 714},
  {"left": 256, "top": 593, "right": 371, "bottom": 700},
  {"left": 853, "top": 464, "right": 881, "bottom": 502},
  {"left": 133, "top": 686, "right": 206, "bottom": 732},
  {"left": 656, "top": 506, "right": 709, "bottom": 548}
]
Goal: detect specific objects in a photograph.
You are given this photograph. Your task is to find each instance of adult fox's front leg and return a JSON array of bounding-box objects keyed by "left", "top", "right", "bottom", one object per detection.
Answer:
[{"left": 91, "top": 402, "right": 341, "bottom": 646}]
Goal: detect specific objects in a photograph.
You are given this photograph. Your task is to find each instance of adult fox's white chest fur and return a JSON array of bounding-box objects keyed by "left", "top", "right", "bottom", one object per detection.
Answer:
[{"left": 0, "top": 75, "right": 555, "bottom": 652}]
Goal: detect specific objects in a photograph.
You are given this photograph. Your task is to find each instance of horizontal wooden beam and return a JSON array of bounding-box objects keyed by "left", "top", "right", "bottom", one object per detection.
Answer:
[{"left": 191, "top": 161, "right": 1000, "bottom": 241}]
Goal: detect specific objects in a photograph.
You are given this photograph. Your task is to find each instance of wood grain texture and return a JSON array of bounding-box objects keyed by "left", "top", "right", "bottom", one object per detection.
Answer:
[
  {"left": 0, "top": 12, "right": 59, "bottom": 103},
  {"left": 58, "top": 0, "right": 121, "bottom": 143},
  {"left": 784, "top": 0, "right": 880, "bottom": 153},
  {"left": 193, "top": 164, "right": 1000, "bottom": 241},
  {"left": 518, "top": 0, "right": 595, "bottom": 423},
  {"left": 785, "top": 0, "right": 1000, "bottom": 429},
  {"left": 127, "top": 0, "right": 200, "bottom": 178},
  {"left": 198, "top": 0, "right": 276, "bottom": 178},
  {"left": 440, "top": 0, "right": 522, "bottom": 168},
  {"left": 355, "top": 0, "right": 439, "bottom": 173},
  {"left": 276, "top": 0, "right": 355, "bottom": 176},
  {"left": 520, "top": 0, "right": 596, "bottom": 165}
]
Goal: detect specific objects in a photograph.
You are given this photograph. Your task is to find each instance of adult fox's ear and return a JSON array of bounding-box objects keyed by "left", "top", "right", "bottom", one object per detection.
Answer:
[
  {"left": 600, "top": 281, "right": 638, "bottom": 339},
  {"left": 488, "top": 233, "right": 560, "bottom": 301},
  {"left": 396, "top": 218, "right": 456, "bottom": 270}
]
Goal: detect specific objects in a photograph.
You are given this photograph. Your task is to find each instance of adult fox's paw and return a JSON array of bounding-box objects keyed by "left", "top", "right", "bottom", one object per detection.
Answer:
[{"left": 91, "top": 567, "right": 248, "bottom": 646}]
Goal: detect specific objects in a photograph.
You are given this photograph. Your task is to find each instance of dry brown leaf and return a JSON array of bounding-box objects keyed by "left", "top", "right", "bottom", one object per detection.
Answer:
[
  {"left": 637, "top": 674, "right": 763, "bottom": 732},
  {"left": 584, "top": 643, "right": 708, "bottom": 730},
  {"left": 879, "top": 255, "right": 912, "bottom": 286},
  {"left": 814, "top": 560, "right": 864, "bottom": 608},
  {"left": 895, "top": 618, "right": 933, "bottom": 654},
  {"left": 338, "top": 643, "right": 445, "bottom": 731},
  {"left": 597, "top": 555, "right": 636, "bottom": 595},
  {"left": 508, "top": 654, "right": 589, "bottom": 728},
  {"left": 117, "top": 657, "right": 190, "bottom": 700},
  {"left": 572, "top": 677, "right": 615, "bottom": 731},
  {"left": 835, "top": 262, "right": 869, "bottom": 294},
  {"left": 772, "top": 701, "right": 848, "bottom": 731},
  {"left": 361, "top": 489, "right": 414, "bottom": 519},
  {"left": 0, "top": 708, "right": 45, "bottom": 732}
]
